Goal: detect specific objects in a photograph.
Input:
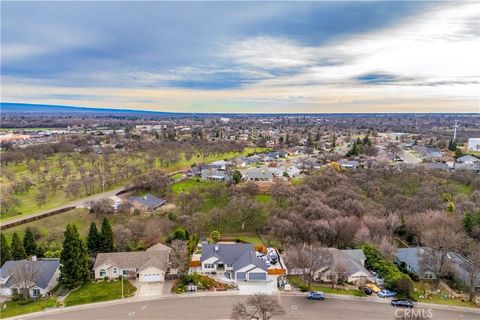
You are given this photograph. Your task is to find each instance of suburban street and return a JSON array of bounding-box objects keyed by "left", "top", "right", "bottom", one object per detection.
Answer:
[{"left": 22, "top": 295, "right": 480, "bottom": 320}]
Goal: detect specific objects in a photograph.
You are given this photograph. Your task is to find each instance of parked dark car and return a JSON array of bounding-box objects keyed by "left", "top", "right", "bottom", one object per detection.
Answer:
[
  {"left": 391, "top": 300, "right": 414, "bottom": 308},
  {"left": 306, "top": 291, "right": 325, "bottom": 300},
  {"left": 363, "top": 287, "right": 373, "bottom": 295}
]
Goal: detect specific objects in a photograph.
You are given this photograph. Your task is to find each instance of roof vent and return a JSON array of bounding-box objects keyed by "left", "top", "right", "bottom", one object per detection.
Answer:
[{"left": 215, "top": 245, "right": 219, "bottom": 252}]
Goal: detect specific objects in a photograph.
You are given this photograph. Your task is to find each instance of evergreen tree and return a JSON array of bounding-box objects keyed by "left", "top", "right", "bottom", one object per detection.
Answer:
[
  {"left": 11, "top": 232, "right": 27, "bottom": 260},
  {"left": 99, "top": 218, "right": 114, "bottom": 253},
  {"left": 59, "top": 224, "right": 90, "bottom": 289},
  {"left": 1, "top": 233, "right": 12, "bottom": 265},
  {"left": 23, "top": 228, "right": 37, "bottom": 256},
  {"left": 346, "top": 141, "right": 359, "bottom": 157},
  {"left": 448, "top": 139, "right": 457, "bottom": 152},
  {"left": 462, "top": 212, "right": 474, "bottom": 235},
  {"left": 87, "top": 222, "right": 100, "bottom": 255},
  {"left": 331, "top": 133, "right": 336, "bottom": 149}
]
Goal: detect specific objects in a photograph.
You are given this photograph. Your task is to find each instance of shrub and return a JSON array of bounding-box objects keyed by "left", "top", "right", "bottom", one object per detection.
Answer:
[
  {"left": 299, "top": 284, "right": 309, "bottom": 292},
  {"left": 360, "top": 244, "right": 412, "bottom": 296}
]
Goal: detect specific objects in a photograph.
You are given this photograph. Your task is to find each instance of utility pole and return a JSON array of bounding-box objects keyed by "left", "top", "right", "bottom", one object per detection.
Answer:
[{"left": 121, "top": 275, "right": 124, "bottom": 299}]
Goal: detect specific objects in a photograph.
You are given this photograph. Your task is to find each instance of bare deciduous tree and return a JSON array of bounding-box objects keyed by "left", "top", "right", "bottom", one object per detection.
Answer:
[
  {"left": 285, "top": 243, "right": 332, "bottom": 289},
  {"left": 169, "top": 240, "right": 188, "bottom": 276},
  {"left": 16, "top": 261, "right": 40, "bottom": 299},
  {"left": 231, "top": 294, "right": 285, "bottom": 320}
]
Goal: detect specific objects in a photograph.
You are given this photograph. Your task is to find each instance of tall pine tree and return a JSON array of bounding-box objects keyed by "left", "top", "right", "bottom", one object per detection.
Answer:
[
  {"left": 99, "top": 218, "right": 114, "bottom": 253},
  {"left": 23, "top": 228, "right": 37, "bottom": 256},
  {"left": 59, "top": 224, "right": 90, "bottom": 289},
  {"left": 87, "top": 222, "right": 100, "bottom": 255},
  {"left": 11, "top": 232, "right": 27, "bottom": 260},
  {"left": 1, "top": 233, "right": 12, "bottom": 265}
]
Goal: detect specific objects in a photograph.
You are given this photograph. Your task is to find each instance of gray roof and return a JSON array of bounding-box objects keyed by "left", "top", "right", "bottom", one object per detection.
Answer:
[
  {"left": 339, "top": 160, "right": 360, "bottom": 167},
  {"left": 244, "top": 169, "right": 273, "bottom": 180},
  {"left": 94, "top": 249, "right": 170, "bottom": 273},
  {"left": 0, "top": 259, "right": 60, "bottom": 289},
  {"left": 395, "top": 247, "right": 434, "bottom": 274},
  {"left": 201, "top": 244, "right": 267, "bottom": 273},
  {"left": 422, "top": 162, "right": 449, "bottom": 170},
  {"left": 129, "top": 194, "right": 166, "bottom": 210},
  {"left": 329, "top": 249, "right": 369, "bottom": 276},
  {"left": 396, "top": 247, "right": 480, "bottom": 288},
  {"left": 201, "top": 169, "right": 230, "bottom": 180},
  {"left": 457, "top": 155, "right": 480, "bottom": 163}
]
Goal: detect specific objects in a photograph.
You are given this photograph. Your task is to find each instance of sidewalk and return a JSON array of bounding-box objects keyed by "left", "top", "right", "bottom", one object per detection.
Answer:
[
  {"left": 281, "top": 290, "right": 480, "bottom": 313},
  {"left": 10, "top": 289, "right": 480, "bottom": 320}
]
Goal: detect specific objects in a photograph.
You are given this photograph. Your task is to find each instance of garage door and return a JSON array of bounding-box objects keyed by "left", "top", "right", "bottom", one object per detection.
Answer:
[
  {"left": 236, "top": 272, "right": 246, "bottom": 280},
  {"left": 248, "top": 272, "right": 267, "bottom": 281},
  {"left": 142, "top": 274, "right": 162, "bottom": 282}
]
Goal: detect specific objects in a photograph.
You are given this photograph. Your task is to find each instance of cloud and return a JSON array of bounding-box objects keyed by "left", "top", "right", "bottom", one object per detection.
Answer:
[{"left": 1, "top": 1, "right": 478, "bottom": 113}]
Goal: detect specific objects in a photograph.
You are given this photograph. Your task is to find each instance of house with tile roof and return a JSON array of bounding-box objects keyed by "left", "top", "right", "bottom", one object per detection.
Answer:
[
  {"left": 0, "top": 258, "right": 60, "bottom": 297},
  {"left": 200, "top": 243, "right": 268, "bottom": 281},
  {"left": 93, "top": 243, "right": 171, "bottom": 282}
]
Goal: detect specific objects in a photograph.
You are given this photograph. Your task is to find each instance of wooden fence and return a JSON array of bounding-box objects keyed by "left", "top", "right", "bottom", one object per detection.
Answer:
[{"left": 0, "top": 206, "right": 76, "bottom": 230}]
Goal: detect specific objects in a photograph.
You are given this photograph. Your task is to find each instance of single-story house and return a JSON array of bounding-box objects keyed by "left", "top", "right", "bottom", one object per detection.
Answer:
[
  {"left": 396, "top": 247, "right": 480, "bottom": 291},
  {"left": 231, "top": 156, "right": 248, "bottom": 168},
  {"left": 191, "top": 164, "right": 216, "bottom": 176},
  {"left": 457, "top": 155, "right": 480, "bottom": 165},
  {"left": 276, "top": 166, "right": 301, "bottom": 178},
  {"left": 93, "top": 243, "right": 171, "bottom": 282},
  {"left": 128, "top": 194, "right": 166, "bottom": 212},
  {"left": 422, "top": 163, "right": 449, "bottom": 171},
  {"left": 395, "top": 247, "right": 438, "bottom": 280},
  {"left": 454, "top": 162, "right": 480, "bottom": 172},
  {"left": 210, "top": 160, "right": 231, "bottom": 170},
  {"left": 200, "top": 244, "right": 268, "bottom": 281},
  {"left": 109, "top": 195, "right": 123, "bottom": 212},
  {"left": 201, "top": 169, "right": 230, "bottom": 181},
  {"left": 339, "top": 160, "right": 360, "bottom": 170},
  {"left": 243, "top": 169, "right": 274, "bottom": 181},
  {"left": 0, "top": 258, "right": 60, "bottom": 298},
  {"left": 315, "top": 249, "right": 372, "bottom": 284}
]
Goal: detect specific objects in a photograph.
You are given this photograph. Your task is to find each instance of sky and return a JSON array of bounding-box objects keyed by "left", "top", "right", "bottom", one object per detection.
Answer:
[{"left": 1, "top": 1, "right": 479, "bottom": 113}]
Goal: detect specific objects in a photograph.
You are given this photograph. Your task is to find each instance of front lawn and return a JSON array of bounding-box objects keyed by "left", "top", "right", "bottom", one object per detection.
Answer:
[
  {"left": 63, "top": 280, "right": 136, "bottom": 307},
  {"left": 0, "top": 298, "right": 54, "bottom": 319},
  {"left": 287, "top": 275, "right": 365, "bottom": 297},
  {"left": 411, "top": 282, "right": 477, "bottom": 308}
]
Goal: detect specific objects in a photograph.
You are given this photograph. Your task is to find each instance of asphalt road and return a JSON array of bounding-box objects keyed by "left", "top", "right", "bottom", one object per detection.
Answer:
[{"left": 26, "top": 295, "right": 479, "bottom": 320}]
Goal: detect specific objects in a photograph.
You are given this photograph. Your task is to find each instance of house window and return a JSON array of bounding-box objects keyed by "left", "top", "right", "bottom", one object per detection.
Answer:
[
  {"left": 113, "top": 268, "right": 117, "bottom": 274},
  {"left": 32, "top": 289, "right": 40, "bottom": 297},
  {"left": 227, "top": 264, "right": 232, "bottom": 268},
  {"left": 99, "top": 269, "right": 106, "bottom": 277},
  {"left": 204, "top": 264, "right": 214, "bottom": 269},
  {"left": 123, "top": 270, "right": 129, "bottom": 276}
]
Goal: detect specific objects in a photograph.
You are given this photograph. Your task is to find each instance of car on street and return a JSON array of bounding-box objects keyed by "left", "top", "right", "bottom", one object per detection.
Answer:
[
  {"left": 377, "top": 289, "right": 398, "bottom": 298},
  {"left": 306, "top": 291, "right": 325, "bottom": 300},
  {"left": 363, "top": 287, "right": 373, "bottom": 295},
  {"left": 391, "top": 300, "right": 414, "bottom": 308}
]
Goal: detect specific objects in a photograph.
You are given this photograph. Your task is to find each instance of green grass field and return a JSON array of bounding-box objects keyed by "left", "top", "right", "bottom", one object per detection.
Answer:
[
  {"left": 287, "top": 276, "right": 365, "bottom": 297},
  {"left": 0, "top": 298, "right": 55, "bottom": 319},
  {"left": 171, "top": 178, "right": 221, "bottom": 195},
  {"left": 1, "top": 147, "right": 268, "bottom": 221},
  {"left": 2, "top": 208, "right": 169, "bottom": 249},
  {"left": 63, "top": 280, "right": 136, "bottom": 307}
]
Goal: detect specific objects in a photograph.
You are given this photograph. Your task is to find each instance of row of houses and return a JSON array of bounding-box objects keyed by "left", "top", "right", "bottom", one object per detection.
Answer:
[{"left": 422, "top": 155, "right": 480, "bottom": 173}]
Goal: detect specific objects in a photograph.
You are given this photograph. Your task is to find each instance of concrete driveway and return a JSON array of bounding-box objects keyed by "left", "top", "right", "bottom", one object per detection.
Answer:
[
  {"left": 237, "top": 276, "right": 279, "bottom": 294},
  {"left": 134, "top": 281, "right": 174, "bottom": 298}
]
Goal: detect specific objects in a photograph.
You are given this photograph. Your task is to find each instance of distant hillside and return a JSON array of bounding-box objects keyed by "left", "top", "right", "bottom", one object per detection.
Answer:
[{"left": 0, "top": 102, "right": 177, "bottom": 115}]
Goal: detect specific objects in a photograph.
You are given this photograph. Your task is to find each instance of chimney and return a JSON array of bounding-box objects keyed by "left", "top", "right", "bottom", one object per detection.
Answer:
[
  {"left": 31, "top": 255, "right": 37, "bottom": 262},
  {"left": 214, "top": 245, "right": 219, "bottom": 252},
  {"left": 143, "top": 196, "right": 147, "bottom": 200}
]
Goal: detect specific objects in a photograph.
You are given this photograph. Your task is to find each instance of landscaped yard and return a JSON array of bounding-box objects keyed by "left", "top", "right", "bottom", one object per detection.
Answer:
[
  {"left": 0, "top": 298, "right": 55, "bottom": 319},
  {"left": 171, "top": 178, "right": 222, "bottom": 195},
  {"left": 220, "top": 233, "right": 265, "bottom": 246},
  {"left": 411, "top": 282, "right": 477, "bottom": 308},
  {"left": 64, "top": 280, "right": 137, "bottom": 307},
  {"left": 287, "top": 275, "right": 365, "bottom": 297}
]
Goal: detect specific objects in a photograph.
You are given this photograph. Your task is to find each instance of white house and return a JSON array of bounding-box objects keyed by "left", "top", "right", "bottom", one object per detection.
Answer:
[
  {"left": 467, "top": 138, "right": 480, "bottom": 152},
  {"left": 200, "top": 244, "right": 268, "bottom": 281},
  {"left": 0, "top": 258, "right": 60, "bottom": 298}
]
